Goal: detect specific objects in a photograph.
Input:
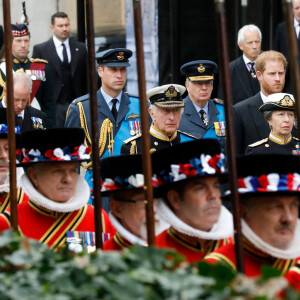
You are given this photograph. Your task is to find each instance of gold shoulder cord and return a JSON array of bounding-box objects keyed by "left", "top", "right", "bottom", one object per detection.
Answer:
[
  {"left": 129, "top": 140, "right": 137, "bottom": 155},
  {"left": 77, "top": 102, "right": 114, "bottom": 169}
]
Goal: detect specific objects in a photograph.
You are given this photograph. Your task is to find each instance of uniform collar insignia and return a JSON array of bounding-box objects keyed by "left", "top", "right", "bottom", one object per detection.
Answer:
[
  {"left": 269, "top": 132, "right": 292, "bottom": 145},
  {"left": 150, "top": 124, "right": 177, "bottom": 142}
]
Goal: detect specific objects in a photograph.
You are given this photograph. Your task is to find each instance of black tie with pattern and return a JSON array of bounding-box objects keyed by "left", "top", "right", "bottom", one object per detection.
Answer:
[
  {"left": 248, "top": 62, "right": 256, "bottom": 78},
  {"left": 111, "top": 98, "right": 118, "bottom": 120},
  {"left": 200, "top": 109, "right": 208, "bottom": 126}
]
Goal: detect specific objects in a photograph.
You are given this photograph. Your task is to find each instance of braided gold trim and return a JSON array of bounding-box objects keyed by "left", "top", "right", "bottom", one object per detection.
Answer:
[
  {"left": 129, "top": 140, "right": 137, "bottom": 155},
  {"left": 0, "top": 71, "right": 5, "bottom": 88}
]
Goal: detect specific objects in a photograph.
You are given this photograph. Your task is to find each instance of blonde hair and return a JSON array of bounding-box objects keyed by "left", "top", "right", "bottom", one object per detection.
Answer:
[{"left": 255, "top": 50, "right": 287, "bottom": 73}]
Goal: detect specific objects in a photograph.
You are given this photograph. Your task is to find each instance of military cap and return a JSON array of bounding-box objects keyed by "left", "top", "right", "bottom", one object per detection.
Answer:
[
  {"left": 152, "top": 139, "right": 227, "bottom": 197},
  {"left": 11, "top": 23, "right": 30, "bottom": 37},
  {"left": 17, "top": 128, "right": 90, "bottom": 166},
  {"left": 101, "top": 154, "right": 146, "bottom": 195},
  {"left": 95, "top": 48, "right": 132, "bottom": 67},
  {"left": 147, "top": 84, "right": 186, "bottom": 108},
  {"left": 224, "top": 155, "right": 300, "bottom": 199},
  {"left": 180, "top": 60, "right": 218, "bottom": 81},
  {"left": 259, "top": 93, "right": 295, "bottom": 112},
  {"left": 0, "top": 108, "right": 21, "bottom": 143}
]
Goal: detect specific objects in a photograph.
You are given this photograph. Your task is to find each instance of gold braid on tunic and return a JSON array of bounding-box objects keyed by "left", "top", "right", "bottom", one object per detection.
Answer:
[
  {"left": 77, "top": 102, "right": 114, "bottom": 169},
  {"left": 129, "top": 140, "right": 137, "bottom": 155}
]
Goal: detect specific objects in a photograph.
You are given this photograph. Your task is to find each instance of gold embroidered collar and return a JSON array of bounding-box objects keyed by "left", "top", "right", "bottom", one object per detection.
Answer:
[
  {"left": 13, "top": 57, "right": 28, "bottom": 64},
  {"left": 269, "top": 132, "right": 292, "bottom": 145},
  {"left": 150, "top": 124, "right": 177, "bottom": 142}
]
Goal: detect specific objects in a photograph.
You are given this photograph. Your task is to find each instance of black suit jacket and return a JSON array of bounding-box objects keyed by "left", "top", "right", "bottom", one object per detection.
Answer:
[
  {"left": 32, "top": 38, "right": 88, "bottom": 103},
  {"left": 228, "top": 56, "right": 260, "bottom": 104},
  {"left": 233, "top": 92, "right": 270, "bottom": 155},
  {"left": 0, "top": 103, "right": 47, "bottom": 132}
]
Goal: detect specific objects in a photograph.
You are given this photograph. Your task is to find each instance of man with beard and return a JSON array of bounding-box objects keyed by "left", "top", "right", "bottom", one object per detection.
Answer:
[
  {"left": 0, "top": 108, "right": 27, "bottom": 213},
  {"left": 153, "top": 139, "right": 233, "bottom": 263},
  {"left": 234, "top": 50, "right": 287, "bottom": 155},
  {"left": 0, "top": 128, "right": 115, "bottom": 250},
  {"left": 121, "top": 84, "right": 196, "bottom": 155},
  {"left": 205, "top": 155, "right": 300, "bottom": 277},
  {"left": 101, "top": 154, "right": 165, "bottom": 250}
]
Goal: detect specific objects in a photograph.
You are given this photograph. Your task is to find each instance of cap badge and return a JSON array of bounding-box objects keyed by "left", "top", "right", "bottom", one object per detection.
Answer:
[
  {"left": 117, "top": 52, "right": 125, "bottom": 61},
  {"left": 197, "top": 64, "right": 205, "bottom": 73},
  {"left": 281, "top": 95, "right": 294, "bottom": 107},
  {"left": 165, "top": 85, "right": 178, "bottom": 98}
]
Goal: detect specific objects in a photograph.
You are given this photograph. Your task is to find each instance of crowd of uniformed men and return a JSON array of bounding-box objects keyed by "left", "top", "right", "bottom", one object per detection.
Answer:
[{"left": 1, "top": 1, "right": 300, "bottom": 293}]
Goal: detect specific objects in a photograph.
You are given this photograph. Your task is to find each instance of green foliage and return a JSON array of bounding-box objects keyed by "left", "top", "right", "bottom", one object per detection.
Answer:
[{"left": 0, "top": 230, "right": 298, "bottom": 299}]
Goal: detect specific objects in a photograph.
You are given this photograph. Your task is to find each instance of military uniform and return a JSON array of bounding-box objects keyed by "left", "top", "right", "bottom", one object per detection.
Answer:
[
  {"left": 285, "top": 263, "right": 300, "bottom": 291},
  {"left": 121, "top": 124, "right": 196, "bottom": 155},
  {"left": 179, "top": 60, "right": 226, "bottom": 141},
  {"left": 0, "top": 23, "right": 55, "bottom": 127},
  {"left": 156, "top": 227, "right": 232, "bottom": 263},
  {"left": 246, "top": 133, "right": 300, "bottom": 155},
  {"left": 205, "top": 237, "right": 300, "bottom": 277},
  {"left": 0, "top": 188, "right": 28, "bottom": 213}
]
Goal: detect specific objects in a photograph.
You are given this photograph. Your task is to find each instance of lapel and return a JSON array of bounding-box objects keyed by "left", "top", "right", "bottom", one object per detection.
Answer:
[
  {"left": 69, "top": 39, "right": 78, "bottom": 76},
  {"left": 235, "top": 57, "right": 253, "bottom": 98},
  {"left": 249, "top": 93, "right": 269, "bottom": 138},
  {"left": 183, "top": 97, "right": 204, "bottom": 128},
  {"left": 48, "top": 39, "right": 62, "bottom": 77},
  {"left": 207, "top": 100, "right": 220, "bottom": 129},
  {"left": 97, "top": 90, "right": 112, "bottom": 119},
  {"left": 116, "top": 92, "right": 130, "bottom": 124}
]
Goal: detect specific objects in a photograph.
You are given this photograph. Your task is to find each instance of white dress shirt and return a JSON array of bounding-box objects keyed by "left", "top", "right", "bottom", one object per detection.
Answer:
[{"left": 53, "top": 35, "right": 71, "bottom": 63}]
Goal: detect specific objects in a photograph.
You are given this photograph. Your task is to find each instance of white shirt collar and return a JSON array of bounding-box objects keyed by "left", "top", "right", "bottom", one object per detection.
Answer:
[
  {"left": 53, "top": 35, "right": 70, "bottom": 48},
  {"left": 2, "top": 97, "right": 24, "bottom": 119},
  {"left": 260, "top": 91, "right": 268, "bottom": 104},
  {"left": 243, "top": 54, "right": 256, "bottom": 69},
  {"left": 294, "top": 17, "right": 300, "bottom": 36}
]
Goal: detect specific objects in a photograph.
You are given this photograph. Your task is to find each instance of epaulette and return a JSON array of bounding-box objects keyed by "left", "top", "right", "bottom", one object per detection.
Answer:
[
  {"left": 178, "top": 130, "right": 198, "bottom": 139},
  {"left": 29, "top": 58, "right": 48, "bottom": 64},
  {"left": 123, "top": 133, "right": 142, "bottom": 144},
  {"left": 293, "top": 137, "right": 299, "bottom": 141},
  {"left": 213, "top": 98, "right": 224, "bottom": 105},
  {"left": 248, "top": 138, "right": 268, "bottom": 147},
  {"left": 73, "top": 93, "right": 90, "bottom": 104}
]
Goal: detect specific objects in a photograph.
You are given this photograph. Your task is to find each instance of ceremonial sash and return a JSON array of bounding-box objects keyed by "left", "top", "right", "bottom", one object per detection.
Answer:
[{"left": 29, "top": 62, "right": 46, "bottom": 103}]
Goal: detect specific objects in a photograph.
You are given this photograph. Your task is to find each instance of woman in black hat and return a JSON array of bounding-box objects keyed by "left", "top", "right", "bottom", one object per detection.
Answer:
[{"left": 246, "top": 93, "right": 299, "bottom": 155}]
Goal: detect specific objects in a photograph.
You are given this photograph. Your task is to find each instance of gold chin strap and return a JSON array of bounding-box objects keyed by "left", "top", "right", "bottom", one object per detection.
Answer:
[{"left": 77, "top": 102, "right": 114, "bottom": 169}]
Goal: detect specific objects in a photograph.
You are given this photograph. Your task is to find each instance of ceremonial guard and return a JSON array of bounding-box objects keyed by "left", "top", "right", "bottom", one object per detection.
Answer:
[
  {"left": 101, "top": 154, "right": 163, "bottom": 251},
  {"left": 0, "top": 128, "right": 115, "bottom": 250},
  {"left": 153, "top": 139, "right": 233, "bottom": 263},
  {"left": 0, "top": 108, "right": 28, "bottom": 213},
  {"left": 121, "top": 84, "right": 196, "bottom": 155},
  {"left": 0, "top": 24, "right": 55, "bottom": 127},
  {"left": 205, "top": 155, "right": 300, "bottom": 277},
  {"left": 246, "top": 93, "right": 300, "bottom": 155},
  {"left": 65, "top": 48, "right": 141, "bottom": 202},
  {"left": 179, "top": 60, "right": 226, "bottom": 141}
]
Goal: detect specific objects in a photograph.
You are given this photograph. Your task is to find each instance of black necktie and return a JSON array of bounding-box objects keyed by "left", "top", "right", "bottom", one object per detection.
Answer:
[
  {"left": 111, "top": 98, "right": 118, "bottom": 120},
  {"left": 16, "top": 116, "right": 23, "bottom": 128},
  {"left": 248, "top": 62, "right": 256, "bottom": 78},
  {"left": 62, "top": 43, "right": 68, "bottom": 65},
  {"left": 200, "top": 109, "right": 208, "bottom": 126}
]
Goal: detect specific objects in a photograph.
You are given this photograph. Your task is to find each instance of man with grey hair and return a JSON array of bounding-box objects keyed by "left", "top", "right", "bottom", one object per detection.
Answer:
[
  {"left": 219, "top": 24, "right": 261, "bottom": 105},
  {"left": 121, "top": 84, "right": 196, "bottom": 155},
  {"left": 1, "top": 72, "right": 47, "bottom": 131}
]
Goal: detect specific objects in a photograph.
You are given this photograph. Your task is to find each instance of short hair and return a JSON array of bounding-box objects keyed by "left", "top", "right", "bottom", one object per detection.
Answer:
[
  {"left": 237, "top": 24, "right": 262, "bottom": 45},
  {"left": 12, "top": 72, "right": 32, "bottom": 93},
  {"left": 51, "top": 12, "right": 69, "bottom": 25},
  {"left": 255, "top": 50, "right": 288, "bottom": 73},
  {"left": 263, "top": 111, "right": 273, "bottom": 122}
]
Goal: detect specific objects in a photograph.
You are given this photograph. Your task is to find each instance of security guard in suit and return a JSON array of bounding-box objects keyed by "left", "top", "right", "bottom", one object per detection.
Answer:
[
  {"left": 121, "top": 84, "right": 197, "bottom": 155},
  {"left": 179, "top": 60, "right": 226, "bottom": 143},
  {"left": 65, "top": 48, "right": 141, "bottom": 207},
  {"left": 246, "top": 93, "right": 300, "bottom": 155}
]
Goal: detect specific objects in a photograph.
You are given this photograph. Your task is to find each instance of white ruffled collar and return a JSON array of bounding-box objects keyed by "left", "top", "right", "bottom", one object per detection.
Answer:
[
  {"left": 157, "top": 200, "right": 233, "bottom": 240},
  {"left": 108, "top": 212, "right": 147, "bottom": 246},
  {"left": 242, "top": 219, "right": 300, "bottom": 260},
  {"left": 20, "top": 173, "right": 89, "bottom": 213},
  {"left": 0, "top": 165, "right": 24, "bottom": 193}
]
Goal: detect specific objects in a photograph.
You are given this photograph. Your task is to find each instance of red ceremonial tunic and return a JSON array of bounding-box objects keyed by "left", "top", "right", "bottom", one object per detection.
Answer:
[
  {"left": 0, "top": 199, "right": 115, "bottom": 250},
  {"left": 156, "top": 227, "right": 233, "bottom": 263},
  {"left": 103, "top": 232, "right": 133, "bottom": 251},
  {"left": 205, "top": 238, "right": 299, "bottom": 277},
  {"left": 284, "top": 264, "right": 300, "bottom": 291},
  {"left": 0, "top": 188, "right": 29, "bottom": 213}
]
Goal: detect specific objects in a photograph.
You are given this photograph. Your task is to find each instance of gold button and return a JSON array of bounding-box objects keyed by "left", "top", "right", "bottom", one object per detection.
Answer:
[
  {"left": 154, "top": 141, "right": 158, "bottom": 146},
  {"left": 296, "top": 145, "right": 299, "bottom": 149},
  {"left": 265, "top": 144, "right": 269, "bottom": 148}
]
